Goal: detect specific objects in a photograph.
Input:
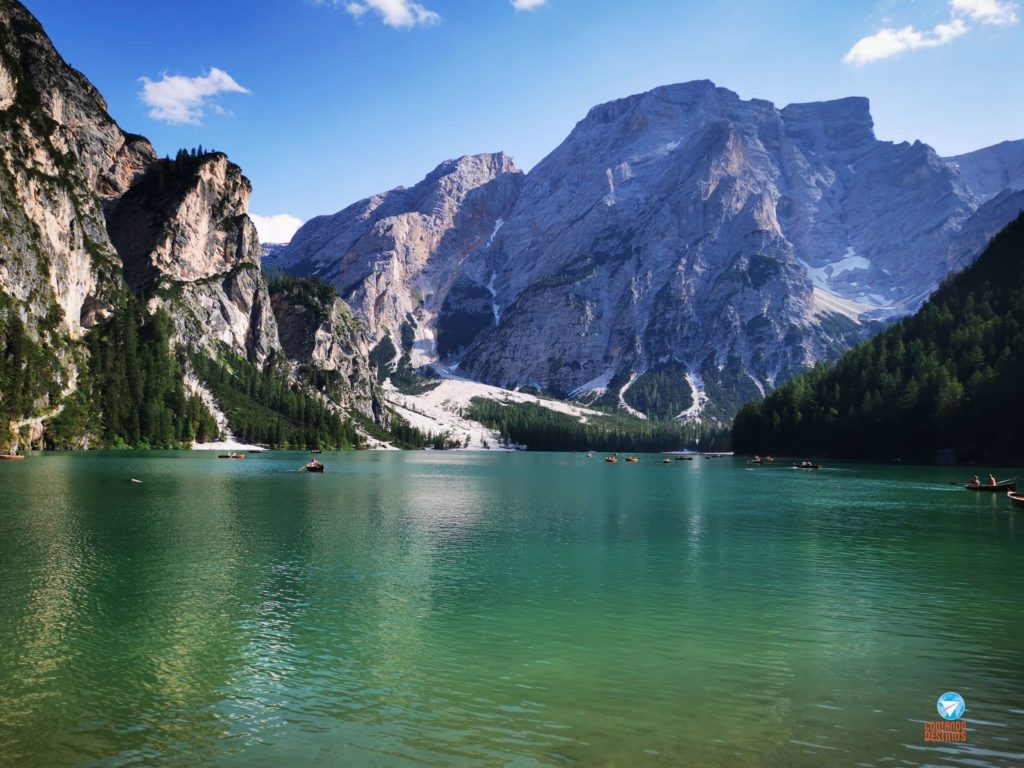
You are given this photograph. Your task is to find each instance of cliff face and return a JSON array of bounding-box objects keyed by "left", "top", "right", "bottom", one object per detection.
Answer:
[
  {"left": 275, "top": 153, "right": 524, "bottom": 365},
  {"left": 278, "top": 80, "right": 1024, "bottom": 422},
  {"left": 457, "top": 83, "right": 1019, "bottom": 420},
  {"left": 0, "top": 0, "right": 384, "bottom": 443},
  {"left": 0, "top": 0, "right": 152, "bottom": 342},
  {"left": 106, "top": 152, "right": 281, "bottom": 366},
  {"left": 269, "top": 278, "right": 382, "bottom": 420}
]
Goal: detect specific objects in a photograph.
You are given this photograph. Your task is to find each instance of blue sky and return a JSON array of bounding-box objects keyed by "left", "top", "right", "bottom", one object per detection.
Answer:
[{"left": 25, "top": 0, "right": 1024, "bottom": 242}]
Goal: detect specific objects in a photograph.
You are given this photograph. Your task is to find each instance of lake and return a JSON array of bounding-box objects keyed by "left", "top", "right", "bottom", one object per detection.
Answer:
[{"left": 0, "top": 451, "right": 1022, "bottom": 767}]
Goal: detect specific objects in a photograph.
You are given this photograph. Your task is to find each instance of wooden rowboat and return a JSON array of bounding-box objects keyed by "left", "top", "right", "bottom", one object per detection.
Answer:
[
  {"left": 1008, "top": 491, "right": 1024, "bottom": 509},
  {"left": 964, "top": 478, "right": 1016, "bottom": 492},
  {"left": 305, "top": 459, "right": 325, "bottom": 473},
  {"left": 0, "top": 454, "right": 25, "bottom": 460}
]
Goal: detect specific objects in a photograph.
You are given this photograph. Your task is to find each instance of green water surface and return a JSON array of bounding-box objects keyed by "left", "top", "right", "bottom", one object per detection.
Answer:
[{"left": 0, "top": 451, "right": 1022, "bottom": 766}]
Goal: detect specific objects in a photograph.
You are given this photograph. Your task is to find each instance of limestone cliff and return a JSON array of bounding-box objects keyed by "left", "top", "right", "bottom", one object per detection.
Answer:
[
  {"left": 278, "top": 81, "right": 1024, "bottom": 423},
  {"left": 269, "top": 276, "right": 383, "bottom": 421},
  {"left": 0, "top": 0, "right": 385, "bottom": 444},
  {"left": 275, "top": 153, "right": 524, "bottom": 365},
  {"left": 106, "top": 152, "right": 281, "bottom": 366}
]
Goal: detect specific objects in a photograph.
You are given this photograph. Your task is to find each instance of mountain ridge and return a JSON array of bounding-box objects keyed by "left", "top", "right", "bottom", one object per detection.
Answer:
[
  {"left": 0, "top": 0, "right": 383, "bottom": 449},
  {"left": 275, "top": 79, "right": 1024, "bottom": 422}
]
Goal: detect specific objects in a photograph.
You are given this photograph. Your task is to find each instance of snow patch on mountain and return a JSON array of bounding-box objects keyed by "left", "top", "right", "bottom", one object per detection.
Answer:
[
  {"left": 618, "top": 371, "right": 648, "bottom": 420},
  {"left": 678, "top": 371, "right": 708, "bottom": 423},
  {"left": 802, "top": 248, "right": 871, "bottom": 292},
  {"left": 487, "top": 270, "right": 500, "bottom": 325},
  {"left": 569, "top": 368, "right": 615, "bottom": 398},
  {"left": 385, "top": 372, "right": 603, "bottom": 449}
]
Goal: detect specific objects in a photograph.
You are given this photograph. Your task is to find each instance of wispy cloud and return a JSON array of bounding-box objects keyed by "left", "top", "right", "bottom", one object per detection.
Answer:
[
  {"left": 139, "top": 68, "right": 248, "bottom": 125},
  {"left": 251, "top": 213, "right": 304, "bottom": 244},
  {"left": 951, "top": 0, "right": 1018, "bottom": 25},
  {"left": 844, "top": 0, "right": 1018, "bottom": 65},
  {"left": 339, "top": 0, "right": 439, "bottom": 27},
  {"left": 512, "top": 0, "right": 547, "bottom": 10},
  {"left": 844, "top": 19, "right": 968, "bottom": 65}
]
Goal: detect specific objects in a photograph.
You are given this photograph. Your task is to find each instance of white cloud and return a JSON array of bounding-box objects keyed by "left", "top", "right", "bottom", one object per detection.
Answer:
[
  {"left": 952, "top": 0, "right": 1018, "bottom": 25},
  {"left": 844, "top": 18, "right": 968, "bottom": 64},
  {"left": 342, "top": 0, "right": 439, "bottom": 27},
  {"left": 845, "top": 0, "right": 1017, "bottom": 65},
  {"left": 251, "top": 213, "right": 304, "bottom": 244},
  {"left": 512, "top": 0, "right": 547, "bottom": 9},
  {"left": 138, "top": 68, "right": 248, "bottom": 125}
]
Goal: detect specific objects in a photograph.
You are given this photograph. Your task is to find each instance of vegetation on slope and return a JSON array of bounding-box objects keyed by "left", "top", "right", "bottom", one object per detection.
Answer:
[
  {"left": 466, "top": 397, "right": 730, "bottom": 452},
  {"left": 732, "top": 214, "right": 1024, "bottom": 464},
  {"left": 191, "top": 352, "right": 362, "bottom": 450},
  {"left": 0, "top": 294, "right": 67, "bottom": 448},
  {"left": 45, "top": 298, "right": 218, "bottom": 449}
]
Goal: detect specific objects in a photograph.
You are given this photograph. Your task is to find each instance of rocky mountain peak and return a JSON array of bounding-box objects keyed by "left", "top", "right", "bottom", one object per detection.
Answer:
[
  {"left": 271, "top": 151, "right": 525, "bottom": 364},
  {"left": 267, "top": 79, "right": 1024, "bottom": 426},
  {"left": 780, "top": 96, "right": 875, "bottom": 150}
]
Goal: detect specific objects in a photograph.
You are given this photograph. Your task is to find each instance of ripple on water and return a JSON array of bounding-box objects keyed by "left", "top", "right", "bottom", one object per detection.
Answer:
[{"left": 1, "top": 454, "right": 1023, "bottom": 766}]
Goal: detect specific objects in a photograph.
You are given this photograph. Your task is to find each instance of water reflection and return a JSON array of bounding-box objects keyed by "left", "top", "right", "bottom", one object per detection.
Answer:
[{"left": 0, "top": 454, "right": 1022, "bottom": 766}]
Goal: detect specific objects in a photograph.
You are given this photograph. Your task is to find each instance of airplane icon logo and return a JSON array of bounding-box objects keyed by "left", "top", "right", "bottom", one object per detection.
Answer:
[{"left": 937, "top": 692, "right": 966, "bottom": 721}]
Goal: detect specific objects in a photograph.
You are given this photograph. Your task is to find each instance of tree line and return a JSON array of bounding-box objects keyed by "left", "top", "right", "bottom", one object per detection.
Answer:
[
  {"left": 46, "top": 299, "right": 218, "bottom": 449},
  {"left": 466, "top": 397, "right": 730, "bottom": 452},
  {"left": 732, "top": 214, "right": 1024, "bottom": 464},
  {"left": 191, "top": 352, "right": 362, "bottom": 450}
]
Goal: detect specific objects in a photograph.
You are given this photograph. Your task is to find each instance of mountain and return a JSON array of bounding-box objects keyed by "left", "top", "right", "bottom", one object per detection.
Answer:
[
  {"left": 277, "top": 80, "right": 1024, "bottom": 423},
  {"left": 273, "top": 153, "right": 524, "bottom": 369},
  {"left": 949, "top": 139, "right": 1024, "bottom": 202},
  {"left": 0, "top": 0, "right": 381, "bottom": 449},
  {"left": 731, "top": 213, "right": 1024, "bottom": 465}
]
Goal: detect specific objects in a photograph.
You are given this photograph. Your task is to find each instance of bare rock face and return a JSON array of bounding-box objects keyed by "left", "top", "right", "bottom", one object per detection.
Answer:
[
  {"left": 276, "top": 153, "right": 524, "bottom": 364},
  {"left": 948, "top": 139, "right": 1024, "bottom": 203},
  {"left": 277, "top": 81, "right": 1024, "bottom": 422},
  {"left": 456, "top": 83, "right": 1024, "bottom": 420},
  {"left": 0, "top": 0, "right": 385, "bottom": 436},
  {"left": 105, "top": 152, "right": 282, "bottom": 366},
  {"left": 269, "top": 278, "right": 383, "bottom": 420},
  {"left": 0, "top": 0, "right": 154, "bottom": 341}
]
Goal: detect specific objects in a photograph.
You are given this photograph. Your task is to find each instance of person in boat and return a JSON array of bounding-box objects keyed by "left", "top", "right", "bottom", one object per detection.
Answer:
[
  {"left": 989, "top": 473, "right": 998, "bottom": 486},
  {"left": 971, "top": 475, "right": 981, "bottom": 486}
]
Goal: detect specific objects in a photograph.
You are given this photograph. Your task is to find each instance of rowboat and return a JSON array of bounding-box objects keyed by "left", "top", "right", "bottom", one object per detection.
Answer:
[
  {"left": 794, "top": 461, "right": 821, "bottom": 470},
  {"left": 1008, "top": 491, "right": 1024, "bottom": 509},
  {"left": 605, "top": 456, "right": 618, "bottom": 463},
  {"left": 625, "top": 456, "right": 639, "bottom": 463},
  {"left": 0, "top": 454, "right": 25, "bottom": 460},
  {"left": 218, "top": 453, "right": 245, "bottom": 459},
  {"left": 662, "top": 458, "right": 671, "bottom": 464},
  {"left": 964, "top": 478, "right": 1016, "bottom": 492},
  {"left": 305, "top": 459, "right": 325, "bottom": 473}
]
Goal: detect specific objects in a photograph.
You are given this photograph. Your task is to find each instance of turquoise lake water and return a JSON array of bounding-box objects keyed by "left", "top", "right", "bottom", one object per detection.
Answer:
[{"left": 0, "top": 451, "right": 1022, "bottom": 766}]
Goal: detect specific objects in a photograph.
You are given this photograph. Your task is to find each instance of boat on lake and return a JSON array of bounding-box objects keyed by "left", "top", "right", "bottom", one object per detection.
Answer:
[
  {"left": 605, "top": 456, "right": 618, "bottom": 464},
  {"left": 218, "top": 453, "right": 245, "bottom": 459},
  {"left": 305, "top": 458, "right": 325, "bottom": 472},
  {"left": 0, "top": 454, "right": 25, "bottom": 460},
  {"left": 662, "top": 458, "right": 671, "bottom": 464},
  {"left": 1008, "top": 491, "right": 1024, "bottom": 508},
  {"left": 965, "top": 478, "right": 1016, "bottom": 492},
  {"left": 625, "top": 456, "right": 639, "bottom": 463},
  {"left": 794, "top": 461, "right": 821, "bottom": 470}
]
